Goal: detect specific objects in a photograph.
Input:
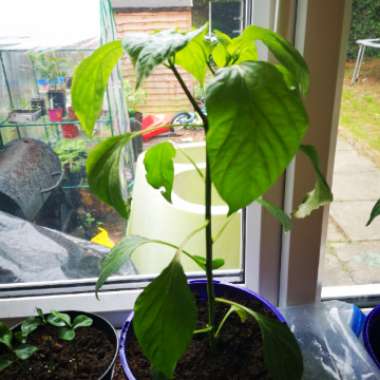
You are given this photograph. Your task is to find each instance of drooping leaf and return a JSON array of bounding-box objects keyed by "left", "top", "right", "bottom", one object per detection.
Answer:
[
  {"left": 0, "top": 322, "right": 12, "bottom": 349},
  {"left": 96, "top": 235, "right": 152, "bottom": 295},
  {"left": 256, "top": 197, "right": 293, "bottom": 231},
  {"left": 21, "top": 317, "right": 40, "bottom": 338},
  {"left": 191, "top": 255, "right": 225, "bottom": 270},
  {"left": 72, "top": 40, "right": 123, "bottom": 136},
  {"left": 47, "top": 311, "right": 71, "bottom": 327},
  {"left": 14, "top": 344, "right": 38, "bottom": 360},
  {"left": 144, "top": 142, "right": 176, "bottom": 202},
  {"left": 0, "top": 355, "right": 13, "bottom": 372},
  {"left": 367, "top": 199, "right": 380, "bottom": 226},
  {"left": 58, "top": 328, "right": 76, "bottom": 341},
  {"left": 216, "top": 298, "right": 303, "bottom": 380},
  {"left": 87, "top": 134, "right": 131, "bottom": 219},
  {"left": 133, "top": 254, "right": 197, "bottom": 378},
  {"left": 242, "top": 25, "right": 309, "bottom": 95},
  {"left": 72, "top": 315, "right": 93, "bottom": 330},
  {"left": 176, "top": 28, "right": 209, "bottom": 85},
  {"left": 123, "top": 25, "right": 207, "bottom": 88},
  {"left": 293, "top": 145, "right": 333, "bottom": 218},
  {"left": 206, "top": 61, "right": 308, "bottom": 214},
  {"left": 212, "top": 43, "right": 228, "bottom": 67}
]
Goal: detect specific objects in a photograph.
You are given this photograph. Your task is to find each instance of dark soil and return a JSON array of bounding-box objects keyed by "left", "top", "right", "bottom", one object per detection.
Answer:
[
  {"left": 1, "top": 325, "right": 115, "bottom": 380},
  {"left": 126, "top": 288, "right": 276, "bottom": 380}
]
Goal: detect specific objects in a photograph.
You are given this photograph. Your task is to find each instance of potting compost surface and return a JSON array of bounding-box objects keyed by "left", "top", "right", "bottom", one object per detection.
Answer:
[
  {"left": 124, "top": 289, "right": 277, "bottom": 380},
  {"left": 1, "top": 325, "right": 115, "bottom": 380}
]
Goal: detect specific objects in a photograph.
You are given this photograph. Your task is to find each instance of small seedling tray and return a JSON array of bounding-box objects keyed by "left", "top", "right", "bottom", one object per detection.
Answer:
[{"left": 8, "top": 109, "right": 41, "bottom": 123}]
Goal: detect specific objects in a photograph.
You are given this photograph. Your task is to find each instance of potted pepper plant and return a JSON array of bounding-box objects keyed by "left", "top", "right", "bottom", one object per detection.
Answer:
[{"left": 72, "top": 23, "right": 333, "bottom": 379}]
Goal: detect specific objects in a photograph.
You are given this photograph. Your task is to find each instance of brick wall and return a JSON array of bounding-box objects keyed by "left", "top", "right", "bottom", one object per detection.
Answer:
[{"left": 115, "top": 9, "right": 193, "bottom": 114}]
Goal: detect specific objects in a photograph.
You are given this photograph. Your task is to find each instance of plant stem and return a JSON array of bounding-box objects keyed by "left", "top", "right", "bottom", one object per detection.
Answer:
[{"left": 169, "top": 61, "right": 216, "bottom": 344}]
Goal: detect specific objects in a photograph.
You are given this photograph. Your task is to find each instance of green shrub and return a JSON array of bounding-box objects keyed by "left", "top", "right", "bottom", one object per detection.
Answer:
[{"left": 348, "top": 0, "right": 380, "bottom": 59}]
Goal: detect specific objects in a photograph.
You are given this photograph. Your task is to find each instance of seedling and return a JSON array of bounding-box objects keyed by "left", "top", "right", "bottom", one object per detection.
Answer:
[
  {"left": 46, "top": 311, "right": 93, "bottom": 341},
  {"left": 0, "top": 321, "right": 38, "bottom": 372}
]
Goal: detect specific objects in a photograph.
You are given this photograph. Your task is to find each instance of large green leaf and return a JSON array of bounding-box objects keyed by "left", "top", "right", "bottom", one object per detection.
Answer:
[
  {"left": 72, "top": 40, "right": 123, "bottom": 136},
  {"left": 133, "top": 254, "right": 197, "bottom": 378},
  {"left": 206, "top": 61, "right": 308, "bottom": 214},
  {"left": 96, "top": 235, "right": 151, "bottom": 296},
  {"left": 176, "top": 28, "right": 209, "bottom": 85},
  {"left": 87, "top": 134, "right": 131, "bottom": 219},
  {"left": 293, "top": 145, "right": 333, "bottom": 218},
  {"left": 144, "top": 142, "right": 176, "bottom": 202},
  {"left": 256, "top": 197, "right": 292, "bottom": 231},
  {"left": 242, "top": 25, "right": 309, "bottom": 95},
  {"left": 123, "top": 25, "right": 207, "bottom": 88},
  {"left": 0, "top": 322, "right": 12, "bottom": 349},
  {"left": 367, "top": 199, "right": 380, "bottom": 226},
  {"left": 216, "top": 298, "right": 303, "bottom": 380}
]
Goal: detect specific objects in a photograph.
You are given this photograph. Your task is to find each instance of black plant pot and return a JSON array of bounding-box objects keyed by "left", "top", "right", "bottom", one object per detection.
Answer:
[{"left": 11, "top": 310, "right": 118, "bottom": 380}]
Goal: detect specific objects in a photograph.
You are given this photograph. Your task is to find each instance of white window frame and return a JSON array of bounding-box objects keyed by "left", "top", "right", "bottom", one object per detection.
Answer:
[{"left": 0, "top": 0, "right": 354, "bottom": 324}]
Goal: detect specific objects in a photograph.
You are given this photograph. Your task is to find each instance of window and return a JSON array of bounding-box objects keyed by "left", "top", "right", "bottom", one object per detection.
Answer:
[
  {"left": 0, "top": 0, "right": 355, "bottom": 322},
  {"left": 0, "top": 0, "right": 278, "bottom": 320}
]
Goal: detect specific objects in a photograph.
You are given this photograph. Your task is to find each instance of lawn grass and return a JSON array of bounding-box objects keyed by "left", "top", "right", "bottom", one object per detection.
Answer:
[{"left": 339, "top": 58, "right": 380, "bottom": 162}]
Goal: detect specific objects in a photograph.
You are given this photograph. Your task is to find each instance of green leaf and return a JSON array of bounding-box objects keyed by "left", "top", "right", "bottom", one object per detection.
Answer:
[
  {"left": 227, "top": 34, "right": 258, "bottom": 64},
  {"left": 0, "top": 322, "right": 12, "bottom": 349},
  {"left": 36, "top": 308, "right": 47, "bottom": 324},
  {"left": 14, "top": 344, "right": 38, "bottom": 360},
  {"left": 242, "top": 25, "right": 309, "bottom": 95},
  {"left": 367, "top": 199, "right": 380, "bottom": 226},
  {"left": 216, "top": 298, "right": 303, "bottom": 380},
  {"left": 0, "top": 355, "right": 14, "bottom": 372},
  {"left": 72, "top": 315, "right": 93, "bottom": 330},
  {"left": 96, "top": 235, "right": 152, "bottom": 296},
  {"left": 123, "top": 25, "right": 207, "bottom": 88},
  {"left": 58, "top": 328, "right": 76, "bottom": 341},
  {"left": 72, "top": 40, "right": 123, "bottom": 136},
  {"left": 206, "top": 61, "right": 308, "bottom": 214},
  {"left": 47, "top": 311, "right": 71, "bottom": 327},
  {"left": 293, "top": 145, "right": 333, "bottom": 218},
  {"left": 191, "top": 255, "right": 225, "bottom": 270},
  {"left": 87, "top": 134, "right": 131, "bottom": 219},
  {"left": 212, "top": 43, "right": 228, "bottom": 67},
  {"left": 133, "top": 254, "right": 197, "bottom": 378},
  {"left": 21, "top": 317, "right": 40, "bottom": 338},
  {"left": 176, "top": 28, "right": 209, "bottom": 85},
  {"left": 256, "top": 197, "right": 293, "bottom": 231},
  {"left": 144, "top": 142, "right": 176, "bottom": 202}
]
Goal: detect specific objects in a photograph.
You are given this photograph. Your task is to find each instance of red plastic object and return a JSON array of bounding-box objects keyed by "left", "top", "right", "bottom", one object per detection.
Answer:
[
  {"left": 141, "top": 114, "right": 171, "bottom": 141},
  {"left": 61, "top": 124, "right": 79, "bottom": 138},
  {"left": 48, "top": 108, "right": 63, "bottom": 122}
]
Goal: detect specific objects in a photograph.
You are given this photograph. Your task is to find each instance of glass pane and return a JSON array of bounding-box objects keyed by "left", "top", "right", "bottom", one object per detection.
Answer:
[
  {"left": 117, "top": 0, "right": 244, "bottom": 277},
  {"left": 0, "top": 0, "right": 247, "bottom": 291},
  {"left": 322, "top": 5, "right": 380, "bottom": 292}
]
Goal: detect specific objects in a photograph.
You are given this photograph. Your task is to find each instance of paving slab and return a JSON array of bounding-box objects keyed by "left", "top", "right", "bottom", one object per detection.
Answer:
[
  {"left": 332, "top": 172, "right": 380, "bottom": 201},
  {"left": 336, "top": 138, "right": 354, "bottom": 152},
  {"left": 330, "top": 201, "right": 380, "bottom": 241},
  {"left": 329, "top": 242, "right": 380, "bottom": 284},
  {"left": 333, "top": 149, "right": 376, "bottom": 174},
  {"left": 326, "top": 217, "right": 348, "bottom": 242},
  {"left": 322, "top": 245, "right": 355, "bottom": 286}
]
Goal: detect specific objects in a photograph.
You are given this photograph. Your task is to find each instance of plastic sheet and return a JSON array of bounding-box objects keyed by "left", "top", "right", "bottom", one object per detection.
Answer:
[
  {"left": 0, "top": 211, "right": 136, "bottom": 283},
  {"left": 281, "top": 301, "right": 379, "bottom": 379}
]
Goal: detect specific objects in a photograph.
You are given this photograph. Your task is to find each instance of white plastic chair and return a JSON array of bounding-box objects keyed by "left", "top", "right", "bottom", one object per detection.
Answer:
[{"left": 352, "top": 38, "right": 380, "bottom": 84}]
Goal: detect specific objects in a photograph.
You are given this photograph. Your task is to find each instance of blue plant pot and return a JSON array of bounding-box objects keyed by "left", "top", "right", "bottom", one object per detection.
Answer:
[
  {"left": 119, "top": 280, "right": 286, "bottom": 379},
  {"left": 363, "top": 305, "right": 380, "bottom": 369}
]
